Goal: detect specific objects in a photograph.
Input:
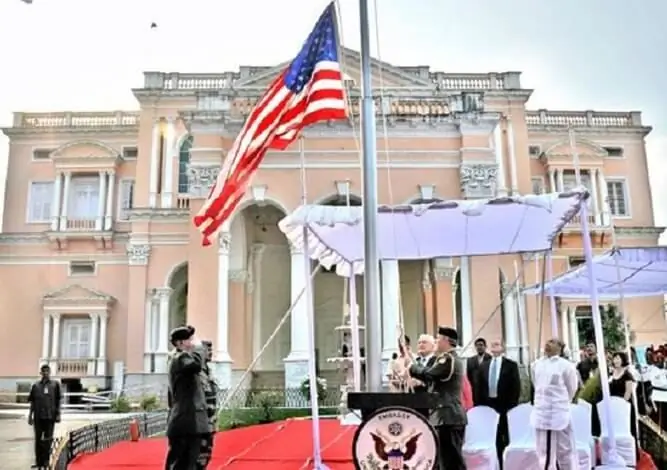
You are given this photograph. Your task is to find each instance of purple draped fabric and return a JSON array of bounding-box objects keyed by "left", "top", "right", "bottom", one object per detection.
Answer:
[
  {"left": 279, "top": 189, "right": 588, "bottom": 276},
  {"left": 524, "top": 246, "right": 667, "bottom": 299}
]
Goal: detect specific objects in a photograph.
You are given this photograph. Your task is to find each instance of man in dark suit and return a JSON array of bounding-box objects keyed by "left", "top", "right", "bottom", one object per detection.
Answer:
[
  {"left": 478, "top": 339, "right": 521, "bottom": 467},
  {"left": 576, "top": 342, "right": 598, "bottom": 385},
  {"left": 165, "top": 326, "right": 210, "bottom": 470},
  {"left": 411, "top": 334, "right": 437, "bottom": 417},
  {"left": 28, "top": 364, "right": 61, "bottom": 469},
  {"left": 467, "top": 337, "right": 491, "bottom": 405}
]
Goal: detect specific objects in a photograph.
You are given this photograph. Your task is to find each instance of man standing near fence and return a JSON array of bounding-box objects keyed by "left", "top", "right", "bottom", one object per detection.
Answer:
[
  {"left": 197, "top": 340, "right": 219, "bottom": 469},
  {"left": 165, "top": 326, "right": 209, "bottom": 470},
  {"left": 28, "top": 364, "right": 61, "bottom": 469}
]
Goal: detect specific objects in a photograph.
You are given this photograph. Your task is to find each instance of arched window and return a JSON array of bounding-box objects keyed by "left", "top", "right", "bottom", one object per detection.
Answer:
[{"left": 178, "top": 135, "right": 193, "bottom": 194}]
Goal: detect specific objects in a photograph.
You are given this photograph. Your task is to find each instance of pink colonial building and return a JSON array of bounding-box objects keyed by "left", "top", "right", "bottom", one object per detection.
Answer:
[{"left": 0, "top": 49, "right": 663, "bottom": 396}]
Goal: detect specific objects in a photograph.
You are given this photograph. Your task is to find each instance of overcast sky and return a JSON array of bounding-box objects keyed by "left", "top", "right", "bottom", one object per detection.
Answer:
[{"left": 0, "top": 0, "right": 665, "bottom": 239}]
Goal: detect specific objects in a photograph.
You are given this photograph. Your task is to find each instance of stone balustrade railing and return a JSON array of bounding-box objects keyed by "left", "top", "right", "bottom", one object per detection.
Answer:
[
  {"left": 526, "top": 109, "right": 643, "bottom": 128},
  {"left": 144, "top": 71, "right": 522, "bottom": 91},
  {"left": 12, "top": 111, "right": 140, "bottom": 128}
]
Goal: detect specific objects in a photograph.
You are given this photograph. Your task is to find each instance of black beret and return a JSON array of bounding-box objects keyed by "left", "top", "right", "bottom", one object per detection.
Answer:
[
  {"left": 170, "top": 326, "right": 194, "bottom": 343},
  {"left": 437, "top": 326, "right": 458, "bottom": 342}
]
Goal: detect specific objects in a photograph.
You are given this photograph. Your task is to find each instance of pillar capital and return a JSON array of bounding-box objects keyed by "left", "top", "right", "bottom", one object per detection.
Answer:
[{"left": 218, "top": 231, "right": 231, "bottom": 254}]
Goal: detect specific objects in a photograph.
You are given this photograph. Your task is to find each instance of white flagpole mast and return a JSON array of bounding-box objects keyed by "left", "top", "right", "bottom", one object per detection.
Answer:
[
  {"left": 357, "top": 0, "right": 383, "bottom": 392},
  {"left": 298, "top": 137, "right": 325, "bottom": 469}
]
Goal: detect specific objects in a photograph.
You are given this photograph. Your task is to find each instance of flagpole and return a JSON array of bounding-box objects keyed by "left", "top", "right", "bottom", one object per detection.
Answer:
[{"left": 357, "top": 0, "right": 383, "bottom": 392}]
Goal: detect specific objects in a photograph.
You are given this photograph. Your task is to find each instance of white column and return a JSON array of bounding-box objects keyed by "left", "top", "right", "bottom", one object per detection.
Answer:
[
  {"left": 286, "top": 245, "right": 309, "bottom": 359},
  {"left": 590, "top": 169, "right": 601, "bottom": 225},
  {"left": 49, "top": 314, "right": 61, "bottom": 374},
  {"left": 89, "top": 313, "right": 99, "bottom": 375},
  {"left": 380, "top": 260, "right": 400, "bottom": 362},
  {"left": 506, "top": 118, "right": 519, "bottom": 195},
  {"left": 104, "top": 171, "right": 115, "bottom": 230},
  {"left": 148, "top": 121, "right": 161, "bottom": 208},
  {"left": 284, "top": 244, "right": 310, "bottom": 401},
  {"left": 216, "top": 232, "right": 232, "bottom": 362},
  {"left": 212, "top": 232, "right": 233, "bottom": 389},
  {"left": 59, "top": 172, "right": 71, "bottom": 230},
  {"left": 143, "top": 292, "right": 154, "bottom": 372},
  {"left": 459, "top": 257, "right": 473, "bottom": 353},
  {"left": 493, "top": 120, "right": 507, "bottom": 196},
  {"left": 51, "top": 173, "right": 62, "bottom": 231},
  {"left": 97, "top": 313, "right": 108, "bottom": 376},
  {"left": 569, "top": 307, "right": 580, "bottom": 359},
  {"left": 154, "top": 288, "right": 171, "bottom": 373},
  {"left": 161, "top": 118, "right": 176, "bottom": 208},
  {"left": 560, "top": 307, "right": 570, "bottom": 353},
  {"left": 503, "top": 285, "right": 519, "bottom": 361},
  {"left": 548, "top": 169, "right": 556, "bottom": 193},
  {"left": 598, "top": 170, "right": 610, "bottom": 225},
  {"left": 41, "top": 315, "right": 51, "bottom": 361},
  {"left": 557, "top": 169, "right": 565, "bottom": 192},
  {"left": 156, "top": 289, "right": 171, "bottom": 354},
  {"left": 95, "top": 171, "right": 107, "bottom": 230}
]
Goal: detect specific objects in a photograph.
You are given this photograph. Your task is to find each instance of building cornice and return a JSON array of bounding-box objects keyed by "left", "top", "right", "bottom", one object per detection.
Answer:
[
  {"left": 614, "top": 226, "right": 665, "bottom": 238},
  {"left": 128, "top": 208, "right": 190, "bottom": 221}
]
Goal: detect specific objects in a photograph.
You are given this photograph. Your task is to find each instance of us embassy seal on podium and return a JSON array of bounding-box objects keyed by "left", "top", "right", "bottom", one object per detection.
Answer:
[{"left": 352, "top": 406, "right": 438, "bottom": 469}]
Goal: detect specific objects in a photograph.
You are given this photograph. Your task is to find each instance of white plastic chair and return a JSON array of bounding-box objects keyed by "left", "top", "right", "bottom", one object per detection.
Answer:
[
  {"left": 596, "top": 397, "right": 636, "bottom": 467},
  {"left": 503, "top": 403, "right": 539, "bottom": 470},
  {"left": 571, "top": 403, "right": 594, "bottom": 469},
  {"left": 576, "top": 400, "right": 597, "bottom": 465},
  {"left": 463, "top": 406, "right": 500, "bottom": 470}
]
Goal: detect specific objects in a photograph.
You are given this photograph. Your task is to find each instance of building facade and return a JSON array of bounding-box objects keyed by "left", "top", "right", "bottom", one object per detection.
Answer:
[{"left": 0, "top": 49, "right": 663, "bottom": 395}]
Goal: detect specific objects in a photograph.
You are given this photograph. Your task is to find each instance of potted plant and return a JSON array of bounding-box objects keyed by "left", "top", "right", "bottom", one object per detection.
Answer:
[{"left": 300, "top": 376, "right": 327, "bottom": 403}]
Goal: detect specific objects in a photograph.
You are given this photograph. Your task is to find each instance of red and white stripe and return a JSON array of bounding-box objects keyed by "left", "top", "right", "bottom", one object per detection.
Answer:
[{"left": 194, "top": 60, "right": 347, "bottom": 245}]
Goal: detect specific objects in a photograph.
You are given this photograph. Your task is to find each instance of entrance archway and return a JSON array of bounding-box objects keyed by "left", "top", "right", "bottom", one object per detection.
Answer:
[
  {"left": 314, "top": 194, "right": 364, "bottom": 371},
  {"left": 242, "top": 203, "right": 291, "bottom": 373},
  {"left": 167, "top": 263, "right": 188, "bottom": 330}
]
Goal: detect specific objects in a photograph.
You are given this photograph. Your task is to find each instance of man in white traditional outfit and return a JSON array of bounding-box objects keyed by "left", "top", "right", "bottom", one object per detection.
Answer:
[{"left": 531, "top": 338, "right": 579, "bottom": 470}]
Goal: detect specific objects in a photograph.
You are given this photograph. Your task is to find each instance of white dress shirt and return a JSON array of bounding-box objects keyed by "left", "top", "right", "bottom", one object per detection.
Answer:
[
  {"left": 417, "top": 354, "right": 434, "bottom": 366},
  {"left": 531, "top": 355, "right": 578, "bottom": 431},
  {"left": 488, "top": 356, "right": 503, "bottom": 398}
]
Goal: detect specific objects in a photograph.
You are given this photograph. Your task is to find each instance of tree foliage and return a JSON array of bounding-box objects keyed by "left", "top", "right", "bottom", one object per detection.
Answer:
[{"left": 579, "top": 303, "right": 627, "bottom": 353}]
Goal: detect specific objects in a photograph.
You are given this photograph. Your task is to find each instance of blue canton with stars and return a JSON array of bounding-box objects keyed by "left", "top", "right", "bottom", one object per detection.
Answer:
[{"left": 284, "top": 2, "right": 339, "bottom": 94}]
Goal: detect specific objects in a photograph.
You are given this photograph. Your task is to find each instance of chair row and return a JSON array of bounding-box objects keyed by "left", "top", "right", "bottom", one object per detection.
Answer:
[{"left": 461, "top": 397, "right": 636, "bottom": 470}]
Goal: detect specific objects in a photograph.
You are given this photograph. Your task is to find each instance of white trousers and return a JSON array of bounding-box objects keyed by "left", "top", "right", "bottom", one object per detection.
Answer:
[{"left": 535, "top": 424, "right": 578, "bottom": 470}]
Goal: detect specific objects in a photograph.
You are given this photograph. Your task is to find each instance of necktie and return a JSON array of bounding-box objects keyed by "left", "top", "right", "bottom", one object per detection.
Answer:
[
  {"left": 417, "top": 356, "right": 424, "bottom": 366},
  {"left": 489, "top": 358, "right": 499, "bottom": 397}
]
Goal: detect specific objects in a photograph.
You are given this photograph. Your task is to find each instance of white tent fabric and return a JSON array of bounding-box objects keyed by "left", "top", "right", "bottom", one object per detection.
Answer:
[
  {"left": 279, "top": 189, "right": 589, "bottom": 276},
  {"left": 523, "top": 246, "right": 667, "bottom": 299}
]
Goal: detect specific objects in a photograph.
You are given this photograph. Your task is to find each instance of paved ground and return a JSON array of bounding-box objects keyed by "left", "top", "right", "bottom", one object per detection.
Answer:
[{"left": 0, "top": 410, "right": 120, "bottom": 470}]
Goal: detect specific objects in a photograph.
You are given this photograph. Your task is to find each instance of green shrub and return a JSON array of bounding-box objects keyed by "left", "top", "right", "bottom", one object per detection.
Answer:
[
  {"left": 110, "top": 396, "right": 132, "bottom": 413},
  {"left": 16, "top": 382, "right": 31, "bottom": 404},
  {"left": 140, "top": 394, "right": 160, "bottom": 412},
  {"left": 218, "top": 407, "right": 338, "bottom": 431}
]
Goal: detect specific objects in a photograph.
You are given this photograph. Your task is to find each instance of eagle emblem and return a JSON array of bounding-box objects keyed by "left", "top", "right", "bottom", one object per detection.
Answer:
[{"left": 371, "top": 429, "right": 422, "bottom": 470}]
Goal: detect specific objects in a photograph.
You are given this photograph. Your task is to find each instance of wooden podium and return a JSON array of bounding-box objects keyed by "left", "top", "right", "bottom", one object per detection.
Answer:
[{"left": 347, "top": 392, "right": 436, "bottom": 420}]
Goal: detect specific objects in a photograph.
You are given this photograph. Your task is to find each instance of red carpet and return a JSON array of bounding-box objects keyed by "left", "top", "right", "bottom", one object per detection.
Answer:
[
  {"left": 68, "top": 417, "right": 658, "bottom": 470},
  {"left": 69, "top": 418, "right": 356, "bottom": 469}
]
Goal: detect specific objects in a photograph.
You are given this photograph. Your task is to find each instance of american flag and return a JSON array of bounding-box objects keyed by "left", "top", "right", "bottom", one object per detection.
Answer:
[{"left": 194, "top": 2, "right": 347, "bottom": 245}]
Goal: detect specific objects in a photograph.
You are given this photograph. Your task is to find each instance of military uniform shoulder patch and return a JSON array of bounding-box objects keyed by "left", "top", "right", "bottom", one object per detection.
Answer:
[{"left": 437, "top": 353, "right": 450, "bottom": 364}]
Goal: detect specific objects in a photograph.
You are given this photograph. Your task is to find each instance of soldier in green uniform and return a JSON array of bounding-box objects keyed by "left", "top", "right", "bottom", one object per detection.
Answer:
[
  {"left": 196, "top": 340, "right": 219, "bottom": 469},
  {"left": 408, "top": 326, "right": 467, "bottom": 470}
]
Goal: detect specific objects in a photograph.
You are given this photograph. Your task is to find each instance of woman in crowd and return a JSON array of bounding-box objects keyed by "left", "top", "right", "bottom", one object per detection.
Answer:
[{"left": 609, "top": 351, "right": 638, "bottom": 462}]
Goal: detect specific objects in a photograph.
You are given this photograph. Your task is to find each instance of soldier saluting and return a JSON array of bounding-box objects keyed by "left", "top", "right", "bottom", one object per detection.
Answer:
[
  {"left": 165, "top": 326, "right": 210, "bottom": 470},
  {"left": 407, "top": 326, "right": 467, "bottom": 470}
]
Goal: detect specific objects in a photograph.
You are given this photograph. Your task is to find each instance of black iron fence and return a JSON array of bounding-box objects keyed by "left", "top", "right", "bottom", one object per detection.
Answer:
[
  {"left": 49, "top": 411, "right": 168, "bottom": 469},
  {"left": 46, "top": 386, "right": 342, "bottom": 468}
]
